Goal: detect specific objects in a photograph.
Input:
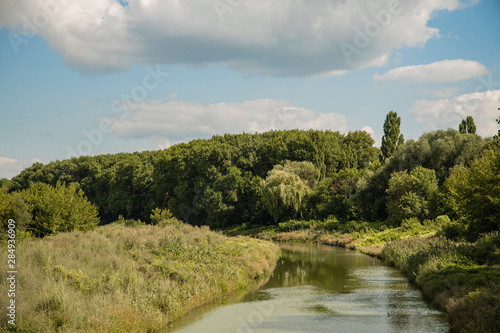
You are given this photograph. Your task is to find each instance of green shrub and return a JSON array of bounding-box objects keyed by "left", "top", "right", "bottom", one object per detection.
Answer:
[
  {"left": 435, "top": 215, "right": 451, "bottom": 226},
  {"left": 401, "top": 217, "right": 421, "bottom": 229},
  {"left": 113, "top": 215, "right": 146, "bottom": 228},
  {"left": 442, "top": 219, "right": 469, "bottom": 240},
  {"left": 277, "top": 219, "right": 313, "bottom": 232},
  {"left": 20, "top": 182, "right": 99, "bottom": 237},
  {"left": 149, "top": 208, "right": 174, "bottom": 225}
]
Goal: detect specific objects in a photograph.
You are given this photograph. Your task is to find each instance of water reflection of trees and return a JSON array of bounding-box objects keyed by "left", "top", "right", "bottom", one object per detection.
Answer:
[{"left": 263, "top": 243, "right": 374, "bottom": 292}]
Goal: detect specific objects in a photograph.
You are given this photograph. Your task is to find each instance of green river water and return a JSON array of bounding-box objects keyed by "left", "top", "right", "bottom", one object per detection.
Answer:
[{"left": 165, "top": 242, "right": 449, "bottom": 333}]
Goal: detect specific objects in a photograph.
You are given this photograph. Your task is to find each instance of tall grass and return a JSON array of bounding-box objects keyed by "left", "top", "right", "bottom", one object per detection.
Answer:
[
  {"left": 383, "top": 232, "right": 500, "bottom": 333},
  {"left": 0, "top": 223, "right": 279, "bottom": 332}
]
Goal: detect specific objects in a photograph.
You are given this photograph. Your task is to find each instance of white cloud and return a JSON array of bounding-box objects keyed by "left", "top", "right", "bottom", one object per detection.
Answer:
[
  {"left": 0, "top": 157, "right": 42, "bottom": 179},
  {"left": 410, "top": 90, "right": 500, "bottom": 136},
  {"left": 361, "top": 125, "right": 381, "bottom": 147},
  {"left": 374, "top": 59, "right": 489, "bottom": 83},
  {"left": 0, "top": 0, "right": 477, "bottom": 76},
  {"left": 101, "top": 99, "right": 348, "bottom": 147}
]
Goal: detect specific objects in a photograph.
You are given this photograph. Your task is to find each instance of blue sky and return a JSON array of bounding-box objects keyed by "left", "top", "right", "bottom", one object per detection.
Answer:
[{"left": 1, "top": 0, "right": 499, "bottom": 179}]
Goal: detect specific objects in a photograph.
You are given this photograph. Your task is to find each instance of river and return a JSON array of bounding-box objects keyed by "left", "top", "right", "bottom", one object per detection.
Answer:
[{"left": 164, "top": 242, "right": 449, "bottom": 333}]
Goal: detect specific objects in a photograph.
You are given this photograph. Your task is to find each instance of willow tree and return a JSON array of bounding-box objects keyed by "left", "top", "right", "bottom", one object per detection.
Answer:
[
  {"left": 261, "top": 169, "right": 311, "bottom": 223},
  {"left": 380, "top": 111, "right": 404, "bottom": 162},
  {"left": 273, "top": 160, "right": 320, "bottom": 188}
]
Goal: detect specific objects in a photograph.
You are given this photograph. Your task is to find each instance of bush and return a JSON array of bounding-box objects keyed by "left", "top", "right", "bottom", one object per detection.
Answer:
[
  {"left": 113, "top": 215, "right": 146, "bottom": 227},
  {"left": 442, "top": 219, "right": 469, "bottom": 240},
  {"left": 277, "top": 219, "right": 313, "bottom": 232},
  {"left": 20, "top": 182, "right": 99, "bottom": 237},
  {"left": 401, "top": 217, "right": 421, "bottom": 229},
  {"left": 149, "top": 208, "right": 174, "bottom": 225},
  {"left": 435, "top": 215, "right": 451, "bottom": 226}
]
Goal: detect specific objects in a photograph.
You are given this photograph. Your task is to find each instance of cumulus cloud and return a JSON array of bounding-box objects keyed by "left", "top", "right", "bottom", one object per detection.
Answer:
[
  {"left": 410, "top": 90, "right": 500, "bottom": 136},
  {"left": 0, "top": 0, "right": 477, "bottom": 76},
  {"left": 374, "top": 59, "right": 489, "bottom": 83},
  {"left": 100, "top": 99, "right": 348, "bottom": 147},
  {"left": 0, "top": 157, "right": 42, "bottom": 179},
  {"left": 361, "top": 125, "right": 381, "bottom": 147}
]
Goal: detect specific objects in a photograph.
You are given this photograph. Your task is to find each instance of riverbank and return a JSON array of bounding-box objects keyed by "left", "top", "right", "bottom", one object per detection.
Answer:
[
  {"left": 0, "top": 222, "right": 279, "bottom": 332},
  {"left": 228, "top": 220, "right": 500, "bottom": 333}
]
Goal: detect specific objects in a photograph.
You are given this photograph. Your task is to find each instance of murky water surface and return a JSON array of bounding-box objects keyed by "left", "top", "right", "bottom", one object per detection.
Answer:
[{"left": 165, "top": 243, "right": 449, "bottom": 333}]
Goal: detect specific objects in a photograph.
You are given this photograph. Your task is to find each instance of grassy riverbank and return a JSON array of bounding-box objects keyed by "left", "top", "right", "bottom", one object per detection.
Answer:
[
  {"left": 228, "top": 219, "right": 500, "bottom": 333},
  {"left": 0, "top": 222, "right": 279, "bottom": 332}
]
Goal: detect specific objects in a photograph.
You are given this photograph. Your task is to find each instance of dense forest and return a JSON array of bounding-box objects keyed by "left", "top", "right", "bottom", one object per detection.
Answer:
[{"left": 1, "top": 114, "right": 499, "bottom": 240}]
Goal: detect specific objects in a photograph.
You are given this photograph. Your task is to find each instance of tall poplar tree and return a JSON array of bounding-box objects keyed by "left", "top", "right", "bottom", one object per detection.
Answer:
[
  {"left": 459, "top": 116, "right": 476, "bottom": 134},
  {"left": 380, "top": 111, "right": 404, "bottom": 162}
]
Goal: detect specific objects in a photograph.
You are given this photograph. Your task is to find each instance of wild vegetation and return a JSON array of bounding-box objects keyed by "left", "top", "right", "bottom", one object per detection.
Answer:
[
  {"left": 0, "top": 221, "right": 279, "bottom": 332},
  {"left": 0, "top": 111, "right": 499, "bottom": 332}
]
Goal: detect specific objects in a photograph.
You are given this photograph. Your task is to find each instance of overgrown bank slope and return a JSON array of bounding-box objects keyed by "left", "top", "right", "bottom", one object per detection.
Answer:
[{"left": 0, "top": 223, "right": 279, "bottom": 332}]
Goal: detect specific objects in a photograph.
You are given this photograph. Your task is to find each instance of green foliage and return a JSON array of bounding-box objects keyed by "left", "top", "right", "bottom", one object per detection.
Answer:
[
  {"left": 400, "top": 217, "right": 421, "bottom": 229},
  {"left": 354, "top": 129, "right": 489, "bottom": 221},
  {"left": 352, "top": 168, "right": 389, "bottom": 221},
  {"left": 274, "top": 160, "right": 320, "bottom": 188},
  {"left": 149, "top": 207, "right": 174, "bottom": 225},
  {"left": 112, "top": 215, "right": 146, "bottom": 227},
  {"left": 380, "top": 111, "right": 404, "bottom": 162},
  {"left": 11, "top": 130, "right": 381, "bottom": 228},
  {"left": 439, "top": 150, "right": 500, "bottom": 238},
  {"left": 8, "top": 127, "right": 492, "bottom": 230},
  {"left": 20, "top": 182, "right": 99, "bottom": 237},
  {"left": 459, "top": 116, "right": 477, "bottom": 134},
  {"left": 386, "top": 166, "right": 438, "bottom": 222},
  {"left": 277, "top": 219, "right": 315, "bottom": 232},
  {"left": 261, "top": 168, "right": 312, "bottom": 223},
  {"left": 11, "top": 152, "right": 157, "bottom": 223},
  {"left": 306, "top": 168, "right": 363, "bottom": 220},
  {"left": 434, "top": 215, "right": 451, "bottom": 226},
  {"left": 344, "top": 130, "right": 380, "bottom": 168},
  {"left": 459, "top": 120, "right": 466, "bottom": 134},
  {"left": 0, "top": 186, "right": 31, "bottom": 233}
]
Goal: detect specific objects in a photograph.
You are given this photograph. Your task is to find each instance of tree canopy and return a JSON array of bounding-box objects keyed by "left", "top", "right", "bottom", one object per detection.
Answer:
[{"left": 4, "top": 126, "right": 497, "bottom": 238}]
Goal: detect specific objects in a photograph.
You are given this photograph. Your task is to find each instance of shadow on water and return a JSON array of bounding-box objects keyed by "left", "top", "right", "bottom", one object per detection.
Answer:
[{"left": 163, "top": 243, "right": 449, "bottom": 333}]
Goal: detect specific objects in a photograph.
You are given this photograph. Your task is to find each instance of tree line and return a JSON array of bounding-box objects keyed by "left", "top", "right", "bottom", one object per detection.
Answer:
[{"left": 1, "top": 113, "right": 498, "bottom": 239}]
